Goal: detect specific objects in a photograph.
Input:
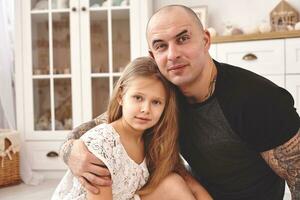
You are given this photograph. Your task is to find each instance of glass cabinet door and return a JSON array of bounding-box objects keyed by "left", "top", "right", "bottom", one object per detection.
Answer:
[
  {"left": 31, "top": 0, "right": 73, "bottom": 132},
  {"left": 87, "top": 0, "right": 130, "bottom": 118}
]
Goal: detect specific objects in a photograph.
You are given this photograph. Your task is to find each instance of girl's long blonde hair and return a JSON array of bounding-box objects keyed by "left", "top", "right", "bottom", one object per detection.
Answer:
[{"left": 107, "top": 57, "right": 185, "bottom": 195}]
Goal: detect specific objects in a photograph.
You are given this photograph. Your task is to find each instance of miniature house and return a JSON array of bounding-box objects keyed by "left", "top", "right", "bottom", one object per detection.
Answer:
[{"left": 270, "top": 0, "right": 299, "bottom": 31}]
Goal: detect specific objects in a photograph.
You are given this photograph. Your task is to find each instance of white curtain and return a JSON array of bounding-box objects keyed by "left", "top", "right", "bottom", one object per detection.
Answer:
[
  {"left": 0, "top": 0, "right": 15, "bottom": 130},
  {"left": 0, "top": 0, "right": 44, "bottom": 185}
]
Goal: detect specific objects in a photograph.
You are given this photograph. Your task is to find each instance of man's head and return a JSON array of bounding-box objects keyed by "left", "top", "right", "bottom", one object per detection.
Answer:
[{"left": 146, "top": 5, "right": 211, "bottom": 88}]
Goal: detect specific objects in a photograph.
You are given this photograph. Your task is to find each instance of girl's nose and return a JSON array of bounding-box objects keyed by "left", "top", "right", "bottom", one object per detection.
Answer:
[{"left": 140, "top": 102, "right": 150, "bottom": 113}]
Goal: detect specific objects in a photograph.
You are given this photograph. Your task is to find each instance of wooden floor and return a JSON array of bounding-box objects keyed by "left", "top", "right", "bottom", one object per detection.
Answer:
[
  {"left": 0, "top": 179, "right": 60, "bottom": 200},
  {"left": 0, "top": 179, "right": 292, "bottom": 200}
]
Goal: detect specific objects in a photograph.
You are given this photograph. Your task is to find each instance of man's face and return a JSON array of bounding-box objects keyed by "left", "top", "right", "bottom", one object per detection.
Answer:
[{"left": 147, "top": 8, "right": 211, "bottom": 88}]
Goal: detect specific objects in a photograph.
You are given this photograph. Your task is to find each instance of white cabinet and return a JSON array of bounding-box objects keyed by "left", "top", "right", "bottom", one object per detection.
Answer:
[
  {"left": 213, "top": 37, "right": 300, "bottom": 200},
  {"left": 285, "top": 38, "right": 300, "bottom": 115},
  {"left": 286, "top": 75, "right": 300, "bottom": 115},
  {"left": 286, "top": 38, "right": 300, "bottom": 74},
  {"left": 217, "top": 40, "right": 285, "bottom": 75},
  {"left": 15, "top": 0, "right": 152, "bottom": 172},
  {"left": 214, "top": 37, "right": 300, "bottom": 92}
]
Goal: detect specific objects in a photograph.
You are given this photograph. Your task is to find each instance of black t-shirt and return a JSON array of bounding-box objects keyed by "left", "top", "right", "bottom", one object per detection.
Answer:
[{"left": 179, "top": 60, "right": 300, "bottom": 200}]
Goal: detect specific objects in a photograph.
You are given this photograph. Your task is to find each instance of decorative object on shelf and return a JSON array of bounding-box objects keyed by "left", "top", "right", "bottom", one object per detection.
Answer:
[
  {"left": 33, "top": 0, "right": 48, "bottom": 10},
  {"left": 242, "top": 25, "right": 259, "bottom": 35},
  {"left": 207, "top": 27, "right": 217, "bottom": 37},
  {"left": 295, "top": 21, "right": 300, "bottom": 30},
  {"left": 191, "top": 6, "right": 208, "bottom": 29},
  {"left": 120, "top": 0, "right": 130, "bottom": 6},
  {"left": 231, "top": 28, "right": 243, "bottom": 35},
  {"left": 222, "top": 22, "right": 243, "bottom": 36},
  {"left": 35, "top": 115, "right": 51, "bottom": 130},
  {"left": 91, "top": 3, "right": 101, "bottom": 8},
  {"left": 113, "top": 0, "right": 123, "bottom": 6},
  {"left": 33, "top": 67, "right": 49, "bottom": 75},
  {"left": 64, "top": 68, "right": 71, "bottom": 74},
  {"left": 56, "top": 0, "right": 68, "bottom": 9},
  {"left": 0, "top": 130, "right": 21, "bottom": 187},
  {"left": 287, "top": 25, "right": 294, "bottom": 30},
  {"left": 258, "top": 21, "right": 272, "bottom": 33},
  {"left": 270, "top": 0, "right": 299, "bottom": 31},
  {"left": 64, "top": 118, "right": 73, "bottom": 130},
  {"left": 102, "top": 0, "right": 110, "bottom": 7}
]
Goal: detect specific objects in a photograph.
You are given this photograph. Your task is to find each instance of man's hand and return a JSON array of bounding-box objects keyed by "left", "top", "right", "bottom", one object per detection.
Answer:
[{"left": 68, "top": 139, "right": 112, "bottom": 194}]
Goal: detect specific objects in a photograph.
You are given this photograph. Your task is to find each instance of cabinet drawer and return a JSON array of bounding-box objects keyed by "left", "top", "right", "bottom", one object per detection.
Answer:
[
  {"left": 286, "top": 75, "right": 300, "bottom": 115},
  {"left": 286, "top": 38, "right": 300, "bottom": 74},
  {"left": 27, "top": 141, "right": 67, "bottom": 170},
  {"left": 217, "top": 40, "right": 284, "bottom": 75}
]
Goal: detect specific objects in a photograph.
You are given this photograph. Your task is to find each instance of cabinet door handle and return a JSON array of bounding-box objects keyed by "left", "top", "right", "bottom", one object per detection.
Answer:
[
  {"left": 242, "top": 53, "right": 257, "bottom": 61},
  {"left": 82, "top": 6, "right": 87, "bottom": 11},
  {"left": 46, "top": 151, "right": 59, "bottom": 158},
  {"left": 71, "top": 7, "right": 77, "bottom": 12}
]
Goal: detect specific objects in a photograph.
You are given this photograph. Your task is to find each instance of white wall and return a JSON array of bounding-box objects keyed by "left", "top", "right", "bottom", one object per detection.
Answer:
[{"left": 154, "top": 0, "right": 300, "bottom": 34}]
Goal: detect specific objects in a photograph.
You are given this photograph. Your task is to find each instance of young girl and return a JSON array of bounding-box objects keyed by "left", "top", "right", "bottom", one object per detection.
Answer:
[{"left": 52, "top": 57, "right": 211, "bottom": 200}]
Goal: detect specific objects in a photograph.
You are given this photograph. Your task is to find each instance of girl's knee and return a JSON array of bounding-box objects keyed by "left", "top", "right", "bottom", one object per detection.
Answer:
[{"left": 161, "top": 173, "right": 189, "bottom": 192}]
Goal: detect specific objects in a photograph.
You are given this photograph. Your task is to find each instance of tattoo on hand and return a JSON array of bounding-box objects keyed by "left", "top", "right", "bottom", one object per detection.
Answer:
[{"left": 63, "top": 141, "right": 74, "bottom": 165}]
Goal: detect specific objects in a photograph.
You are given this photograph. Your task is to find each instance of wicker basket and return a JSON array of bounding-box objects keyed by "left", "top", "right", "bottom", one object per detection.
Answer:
[{"left": 0, "top": 138, "right": 21, "bottom": 187}]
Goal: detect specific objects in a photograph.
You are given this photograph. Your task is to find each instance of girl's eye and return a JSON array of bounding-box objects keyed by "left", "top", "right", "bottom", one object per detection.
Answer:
[
  {"left": 152, "top": 100, "right": 162, "bottom": 105},
  {"left": 133, "top": 95, "right": 143, "bottom": 101}
]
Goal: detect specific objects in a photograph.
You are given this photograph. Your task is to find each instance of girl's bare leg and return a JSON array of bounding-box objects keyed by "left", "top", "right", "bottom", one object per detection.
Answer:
[{"left": 141, "top": 173, "right": 196, "bottom": 200}]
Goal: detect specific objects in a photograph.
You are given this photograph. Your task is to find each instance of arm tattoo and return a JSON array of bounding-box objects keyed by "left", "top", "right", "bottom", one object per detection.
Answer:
[
  {"left": 60, "top": 112, "right": 108, "bottom": 165},
  {"left": 261, "top": 128, "right": 300, "bottom": 200},
  {"left": 62, "top": 140, "right": 73, "bottom": 165},
  {"left": 66, "top": 120, "right": 97, "bottom": 140}
]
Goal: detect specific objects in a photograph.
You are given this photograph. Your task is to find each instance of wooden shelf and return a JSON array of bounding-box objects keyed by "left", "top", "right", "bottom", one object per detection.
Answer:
[{"left": 211, "top": 30, "right": 300, "bottom": 43}]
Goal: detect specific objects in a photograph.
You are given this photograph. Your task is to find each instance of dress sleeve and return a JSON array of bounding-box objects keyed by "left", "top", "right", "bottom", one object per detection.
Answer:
[{"left": 80, "top": 125, "right": 117, "bottom": 172}]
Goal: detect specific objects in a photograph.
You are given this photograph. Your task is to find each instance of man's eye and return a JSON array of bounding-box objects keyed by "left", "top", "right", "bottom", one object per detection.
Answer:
[
  {"left": 154, "top": 43, "right": 167, "bottom": 51},
  {"left": 178, "top": 35, "right": 189, "bottom": 43}
]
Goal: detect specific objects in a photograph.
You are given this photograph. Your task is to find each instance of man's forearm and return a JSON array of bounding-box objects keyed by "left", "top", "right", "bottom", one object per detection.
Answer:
[
  {"left": 60, "top": 113, "right": 108, "bottom": 165},
  {"left": 60, "top": 119, "right": 97, "bottom": 164},
  {"left": 261, "top": 128, "right": 300, "bottom": 200}
]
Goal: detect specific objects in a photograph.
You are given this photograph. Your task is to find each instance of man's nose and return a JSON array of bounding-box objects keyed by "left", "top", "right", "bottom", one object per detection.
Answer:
[{"left": 167, "top": 44, "right": 180, "bottom": 61}]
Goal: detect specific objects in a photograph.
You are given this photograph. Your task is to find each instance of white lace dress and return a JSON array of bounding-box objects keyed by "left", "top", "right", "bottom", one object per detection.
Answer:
[{"left": 51, "top": 123, "right": 149, "bottom": 200}]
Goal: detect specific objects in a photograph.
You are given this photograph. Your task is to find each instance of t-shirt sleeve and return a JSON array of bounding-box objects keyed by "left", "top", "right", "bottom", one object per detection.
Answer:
[
  {"left": 80, "top": 125, "right": 117, "bottom": 172},
  {"left": 242, "top": 86, "right": 300, "bottom": 152}
]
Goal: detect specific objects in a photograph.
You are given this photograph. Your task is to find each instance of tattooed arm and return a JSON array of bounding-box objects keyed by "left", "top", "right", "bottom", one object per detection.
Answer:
[
  {"left": 60, "top": 119, "right": 97, "bottom": 164},
  {"left": 59, "top": 113, "right": 110, "bottom": 194},
  {"left": 60, "top": 112, "right": 108, "bottom": 164},
  {"left": 261, "top": 128, "right": 300, "bottom": 200}
]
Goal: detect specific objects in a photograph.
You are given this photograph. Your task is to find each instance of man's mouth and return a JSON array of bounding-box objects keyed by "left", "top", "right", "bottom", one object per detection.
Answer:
[{"left": 167, "top": 64, "right": 187, "bottom": 72}]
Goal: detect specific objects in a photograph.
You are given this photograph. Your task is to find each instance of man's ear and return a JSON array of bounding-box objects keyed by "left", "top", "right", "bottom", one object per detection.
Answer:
[
  {"left": 148, "top": 50, "right": 154, "bottom": 59},
  {"left": 203, "top": 30, "right": 211, "bottom": 51}
]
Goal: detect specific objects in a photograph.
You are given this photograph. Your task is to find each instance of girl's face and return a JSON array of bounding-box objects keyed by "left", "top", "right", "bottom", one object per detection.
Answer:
[{"left": 119, "top": 76, "right": 167, "bottom": 133}]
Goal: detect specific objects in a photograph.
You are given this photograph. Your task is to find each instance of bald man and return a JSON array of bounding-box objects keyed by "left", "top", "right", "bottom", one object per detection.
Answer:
[{"left": 61, "top": 5, "right": 300, "bottom": 200}]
